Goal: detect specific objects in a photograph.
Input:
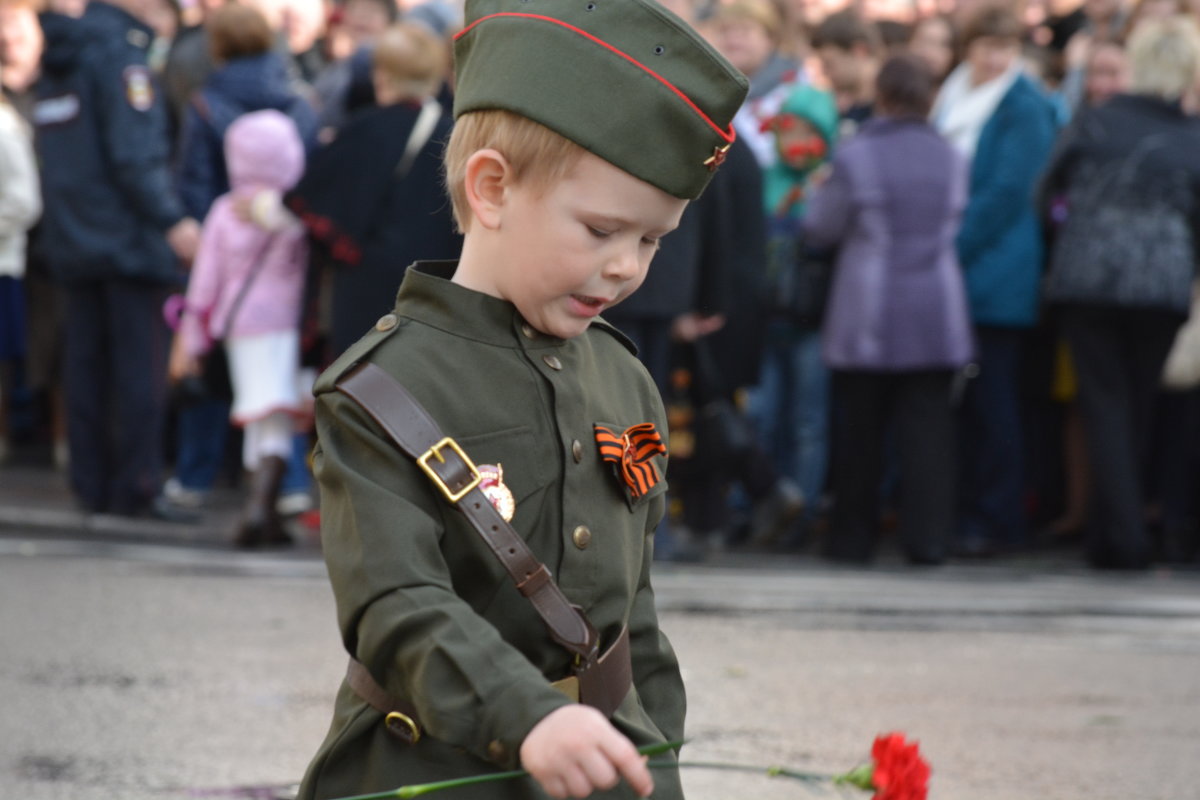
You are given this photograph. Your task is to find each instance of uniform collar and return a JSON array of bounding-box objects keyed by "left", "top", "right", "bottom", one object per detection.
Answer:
[{"left": 394, "top": 260, "right": 566, "bottom": 349}]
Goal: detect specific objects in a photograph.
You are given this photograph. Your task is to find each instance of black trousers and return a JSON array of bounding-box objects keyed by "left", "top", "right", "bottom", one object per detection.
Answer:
[
  {"left": 63, "top": 279, "right": 170, "bottom": 514},
  {"left": 826, "top": 369, "right": 957, "bottom": 563},
  {"left": 1061, "top": 305, "right": 1184, "bottom": 567}
]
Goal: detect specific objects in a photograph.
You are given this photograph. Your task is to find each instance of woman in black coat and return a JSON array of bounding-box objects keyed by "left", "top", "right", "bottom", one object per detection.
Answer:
[
  {"left": 287, "top": 24, "right": 462, "bottom": 360},
  {"left": 1039, "top": 16, "right": 1200, "bottom": 568}
]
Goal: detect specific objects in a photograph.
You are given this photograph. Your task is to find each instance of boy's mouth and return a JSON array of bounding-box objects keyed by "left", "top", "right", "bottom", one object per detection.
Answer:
[{"left": 569, "top": 294, "right": 609, "bottom": 316}]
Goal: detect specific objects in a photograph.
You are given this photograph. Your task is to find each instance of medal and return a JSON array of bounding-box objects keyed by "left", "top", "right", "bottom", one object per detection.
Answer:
[{"left": 478, "top": 464, "right": 515, "bottom": 522}]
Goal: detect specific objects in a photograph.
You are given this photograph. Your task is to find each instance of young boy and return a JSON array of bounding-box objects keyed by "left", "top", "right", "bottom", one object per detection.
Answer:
[{"left": 297, "top": 2, "right": 747, "bottom": 799}]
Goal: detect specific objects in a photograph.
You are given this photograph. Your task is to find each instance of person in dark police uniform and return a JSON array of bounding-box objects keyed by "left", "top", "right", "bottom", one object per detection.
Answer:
[
  {"left": 296, "top": 1, "right": 748, "bottom": 799},
  {"left": 34, "top": 0, "right": 199, "bottom": 516}
]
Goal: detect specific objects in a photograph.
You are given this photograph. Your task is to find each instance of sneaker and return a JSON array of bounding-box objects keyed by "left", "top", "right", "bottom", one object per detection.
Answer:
[
  {"left": 163, "top": 477, "right": 208, "bottom": 509},
  {"left": 149, "top": 494, "right": 203, "bottom": 524},
  {"left": 747, "top": 478, "right": 805, "bottom": 548},
  {"left": 52, "top": 439, "right": 70, "bottom": 471},
  {"left": 276, "top": 490, "right": 314, "bottom": 516}
]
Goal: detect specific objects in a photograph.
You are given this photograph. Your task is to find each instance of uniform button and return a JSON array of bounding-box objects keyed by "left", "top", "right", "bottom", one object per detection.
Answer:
[
  {"left": 487, "top": 739, "right": 507, "bottom": 762},
  {"left": 543, "top": 355, "right": 563, "bottom": 370},
  {"left": 375, "top": 313, "right": 398, "bottom": 332},
  {"left": 571, "top": 439, "right": 583, "bottom": 463},
  {"left": 521, "top": 323, "right": 537, "bottom": 339},
  {"left": 572, "top": 525, "right": 592, "bottom": 550}
]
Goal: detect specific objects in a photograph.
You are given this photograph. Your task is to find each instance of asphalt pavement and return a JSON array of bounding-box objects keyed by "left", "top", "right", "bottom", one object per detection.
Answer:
[{"left": 4, "top": 459, "right": 1200, "bottom": 800}]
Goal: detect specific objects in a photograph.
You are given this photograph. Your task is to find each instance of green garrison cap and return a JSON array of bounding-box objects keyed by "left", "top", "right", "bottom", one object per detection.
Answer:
[{"left": 452, "top": 0, "right": 750, "bottom": 199}]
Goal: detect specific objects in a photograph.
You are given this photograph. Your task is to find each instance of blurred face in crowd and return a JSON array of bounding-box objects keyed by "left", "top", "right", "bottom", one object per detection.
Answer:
[
  {"left": 785, "top": 0, "right": 848, "bottom": 27},
  {"left": 282, "top": 0, "right": 324, "bottom": 54},
  {"left": 862, "top": 0, "right": 924, "bottom": 22},
  {"left": 0, "top": 3, "right": 42, "bottom": 91},
  {"left": 45, "top": 0, "right": 87, "bottom": 16},
  {"left": 1084, "top": 0, "right": 1125, "bottom": 24},
  {"left": 909, "top": 16, "right": 955, "bottom": 79},
  {"left": 966, "top": 34, "right": 1020, "bottom": 85},
  {"left": 143, "top": 0, "right": 179, "bottom": 38},
  {"left": 815, "top": 43, "right": 863, "bottom": 93},
  {"left": 341, "top": 0, "right": 391, "bottom": 48},
  {"left": 1135, "top": 0, "right": 1188, "bottom": 21},
  {"left": 710, "top": 17, "right": 775, "bottom": 77},
  {"left": 772, "top": 115, "right": 827, "bottom": 171},
  {"left": 1085, "top": 41, "right": 1130, "bottom": 104}
]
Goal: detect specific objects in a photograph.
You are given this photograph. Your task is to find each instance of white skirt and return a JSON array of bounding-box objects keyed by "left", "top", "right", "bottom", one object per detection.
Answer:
[{"left": 225, "top": 330, "right": 306, "bottom": 425}]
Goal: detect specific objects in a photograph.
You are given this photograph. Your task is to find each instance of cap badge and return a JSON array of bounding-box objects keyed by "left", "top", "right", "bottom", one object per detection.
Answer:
[
  {"left": 704, "top": 143, "right": 732, "bottom": 172},
  {"left": 478, "top": 464, "right": 516, "bottom": 522}
]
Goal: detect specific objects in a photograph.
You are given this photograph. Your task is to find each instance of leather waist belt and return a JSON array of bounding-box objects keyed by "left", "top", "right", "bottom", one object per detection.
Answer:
[
  {"left": 334, "top": 362, "right": 635, "bottom": 744},
  {"left": 346, "top": 624, "right": 632, "bottom": 744}
]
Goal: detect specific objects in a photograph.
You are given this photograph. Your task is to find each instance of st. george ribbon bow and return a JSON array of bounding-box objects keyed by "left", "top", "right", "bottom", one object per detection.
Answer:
[{"left": 594, "top": 423, "right": 667, "bottom": 500}]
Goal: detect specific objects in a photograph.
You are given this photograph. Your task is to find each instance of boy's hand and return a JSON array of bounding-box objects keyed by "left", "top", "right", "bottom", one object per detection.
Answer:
[{"left": 520, "top": 705, "right": 653, "bottom": 799}]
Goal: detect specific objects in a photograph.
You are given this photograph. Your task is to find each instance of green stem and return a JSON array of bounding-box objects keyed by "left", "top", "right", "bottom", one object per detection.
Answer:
[
  {"left": 646, "top": 759, "right": 831, "bottom": 785},
  {"left": 327, "top": 740, "right": 685, "bottom": 800}
]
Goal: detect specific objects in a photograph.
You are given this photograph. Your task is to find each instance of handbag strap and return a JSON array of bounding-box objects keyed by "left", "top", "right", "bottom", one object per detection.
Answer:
[
  {"left": 393, "top": 98, "right": 442, "bottom": 181},
  {"left": 218, "top": 229, "right": 280, "bottom": 340},
  {"left": 335, "top": 361, "right": 599, "bottom": 664}
]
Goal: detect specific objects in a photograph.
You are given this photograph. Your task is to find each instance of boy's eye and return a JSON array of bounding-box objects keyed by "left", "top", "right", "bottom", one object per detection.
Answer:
[
  {"left": 641, "top": 236, "right": 661, "bottom": 251},
  {"left": 587, "top": 226, "right": 611, "bottom": 239}
]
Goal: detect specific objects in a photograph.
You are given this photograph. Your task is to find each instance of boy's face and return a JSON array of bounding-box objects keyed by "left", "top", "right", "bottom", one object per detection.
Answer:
[{"left": 479, "top": 150, "right": 688, "bottom": 340}]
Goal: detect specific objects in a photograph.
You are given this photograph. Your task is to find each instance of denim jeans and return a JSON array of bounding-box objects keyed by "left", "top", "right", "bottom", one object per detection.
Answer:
[
  {"left": 747, "top": 325, "right": 830, "bottom": 517},
  {"left": 281, "top": 431, "right": 312, "bottom": 494},
  {"left": 958, "top": 326, "right": 1026, "bottom": 546},
  {"left": 173, "top": 399, "right": 231, "bottom": 491},
  {"left": 176, "top": 404, "right": 310, "bottom": 494}
]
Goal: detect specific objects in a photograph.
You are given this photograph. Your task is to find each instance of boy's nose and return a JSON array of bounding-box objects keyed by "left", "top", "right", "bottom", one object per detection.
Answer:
[{"left": 603, "top": 247, "right": 641, "bottom": 282}]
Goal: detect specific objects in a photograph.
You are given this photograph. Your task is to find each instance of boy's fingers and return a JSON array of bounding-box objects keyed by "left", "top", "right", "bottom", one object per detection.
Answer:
[
  {"left": 578, "top": 749, "right": 620, "bottom": 791},
  {"left": 602, "top": 738, "right": 654, "bottom": 797},
  {"left": 562, "top": 764, "right": 594, "bottom": 799}
]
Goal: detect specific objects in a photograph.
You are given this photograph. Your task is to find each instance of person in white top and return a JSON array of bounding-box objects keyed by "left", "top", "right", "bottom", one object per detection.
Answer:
[{"left": 0, "top": 64, "right": 41, "bottom": 463}]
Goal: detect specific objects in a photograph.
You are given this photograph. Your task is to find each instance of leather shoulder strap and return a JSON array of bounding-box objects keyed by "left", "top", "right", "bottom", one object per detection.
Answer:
[{"left": 335, "top": 361, "right": 598, "bottom": 662}]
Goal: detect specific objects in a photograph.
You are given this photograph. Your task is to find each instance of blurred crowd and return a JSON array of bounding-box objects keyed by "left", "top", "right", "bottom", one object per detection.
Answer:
[{"left": 2, "top": 0, "right": 1200, "bottom": 570}]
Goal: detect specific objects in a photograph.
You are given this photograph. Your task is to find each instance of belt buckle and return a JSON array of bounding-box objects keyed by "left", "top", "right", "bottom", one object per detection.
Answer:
[
  {"left": 385, "top": 710, "right": 422, "bottom": 744},
  {"left": 417, "top": 437, "right": 482, "bottom": 504},
  {"left": 550, "top": 675, "right": 580, "bottom": 703}
]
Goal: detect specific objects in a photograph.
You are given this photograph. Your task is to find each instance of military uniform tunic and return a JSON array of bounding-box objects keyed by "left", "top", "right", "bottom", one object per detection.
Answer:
[{"left": 299, "top": 261, "right": 686, "bottom": 800}]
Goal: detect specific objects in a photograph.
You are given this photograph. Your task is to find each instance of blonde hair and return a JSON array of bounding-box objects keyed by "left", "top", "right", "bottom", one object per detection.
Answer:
[
  {"left": 1127, "top": 15, "right": 1200, "bottom": 100},
  {"left": 372, "top": 23, "right": 446, "bottom": 102},
  {"left": 708, "top": 0, "right": 782, "bottom": 40},
  {"left": 443, "top": 109, "right": 586, "bottom": 232}
]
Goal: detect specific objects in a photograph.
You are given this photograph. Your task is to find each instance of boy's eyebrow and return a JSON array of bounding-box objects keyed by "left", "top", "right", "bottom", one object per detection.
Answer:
[{"left": 586, "top": 213, "right": 676, "bottom": 236}]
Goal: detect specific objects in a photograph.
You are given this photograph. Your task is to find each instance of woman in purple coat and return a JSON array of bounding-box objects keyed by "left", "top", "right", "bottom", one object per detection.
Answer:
[{"left": 804, "top": 54, "right": 973, "bottom": 564}]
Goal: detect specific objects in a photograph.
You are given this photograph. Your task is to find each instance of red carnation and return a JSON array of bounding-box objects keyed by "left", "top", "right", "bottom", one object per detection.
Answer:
[{"left": 868, "top": 733, "right": 931, "bottom": 800}]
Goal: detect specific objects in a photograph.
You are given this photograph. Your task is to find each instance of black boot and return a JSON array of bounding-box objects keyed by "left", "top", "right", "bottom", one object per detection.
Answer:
[{"left": 233, "top": 455, "right": 290, "bottom": 549}]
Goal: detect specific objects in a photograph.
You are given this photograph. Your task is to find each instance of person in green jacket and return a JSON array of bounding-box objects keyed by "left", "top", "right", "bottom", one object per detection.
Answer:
[{"left": 296, "top": 1, "right": 748, "bottom": 798}]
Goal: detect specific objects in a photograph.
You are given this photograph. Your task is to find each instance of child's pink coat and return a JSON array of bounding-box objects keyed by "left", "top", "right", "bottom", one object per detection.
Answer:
[{"left": 180, "top": 109, "right": 308, "bottom": 357}]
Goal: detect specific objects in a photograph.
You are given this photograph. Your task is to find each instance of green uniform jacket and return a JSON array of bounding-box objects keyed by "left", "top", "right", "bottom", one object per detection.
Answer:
[{"left": 299, "top": 262, "right": 687, "bottom": 800}]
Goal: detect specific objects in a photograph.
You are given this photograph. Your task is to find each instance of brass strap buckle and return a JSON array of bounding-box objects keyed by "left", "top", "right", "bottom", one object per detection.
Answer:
[
  {"left": 550, "top": 675, "right": 580, "bottom": 703},
  {"left": 417, "top": 437, "right": 481, "bottom": 503},
  {"left": 385, "top": 710, "right": 422, "bottom": 744}
]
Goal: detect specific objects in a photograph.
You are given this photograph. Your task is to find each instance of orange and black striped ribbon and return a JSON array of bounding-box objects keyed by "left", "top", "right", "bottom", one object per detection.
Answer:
[{"left": 594, "top": 423, "right": 666, "bottom": 500}]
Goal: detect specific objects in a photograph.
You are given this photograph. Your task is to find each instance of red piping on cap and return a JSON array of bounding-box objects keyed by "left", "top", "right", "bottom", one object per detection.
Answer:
[{"left": 456, "top": 12, "right": 736, "bottom": 145}]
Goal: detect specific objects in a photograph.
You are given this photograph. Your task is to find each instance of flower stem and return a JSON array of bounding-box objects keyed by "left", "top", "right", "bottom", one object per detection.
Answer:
[
  {"left": 326, "top": 740, "right": 685, "bottom": 800},
  {"left": 646, "top": 759, "right": 831, "bottom": 785}
]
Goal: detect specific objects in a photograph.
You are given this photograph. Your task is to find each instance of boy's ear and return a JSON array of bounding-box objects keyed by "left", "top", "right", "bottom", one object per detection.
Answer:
[{"left": 463, "top": 148, "right": 511, "bottom": 231}]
